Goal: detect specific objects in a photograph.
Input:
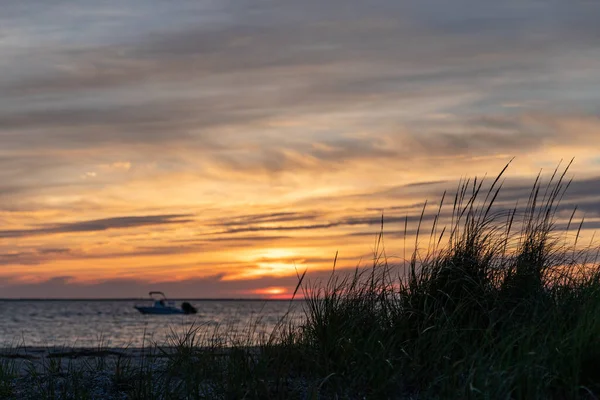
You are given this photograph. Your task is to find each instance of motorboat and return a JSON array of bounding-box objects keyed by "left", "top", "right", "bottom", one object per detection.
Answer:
[{"left": 134, "top": 291, "right": 197, "bottom": 315}]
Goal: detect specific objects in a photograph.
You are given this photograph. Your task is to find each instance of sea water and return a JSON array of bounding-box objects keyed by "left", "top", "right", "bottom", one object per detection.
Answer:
[{"left": 0, "top": 300, "right": 305, "bottom": 348}]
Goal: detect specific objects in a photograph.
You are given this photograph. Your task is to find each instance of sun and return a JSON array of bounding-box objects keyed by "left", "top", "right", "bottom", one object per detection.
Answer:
[
  {"left": 257, "top": 287, "right": 286, "bottom": 295},
  {"left": 253, "top": 287, "right": 290, "bottom": 299}
]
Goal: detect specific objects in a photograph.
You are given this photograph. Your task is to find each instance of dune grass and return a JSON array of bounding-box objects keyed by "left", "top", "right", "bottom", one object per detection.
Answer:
[
  {"left": 3, "top": 160, "right": 600, "bottom": 399},
  {"left": 298, "top": 160, "right": 600, "bottom": 399}
]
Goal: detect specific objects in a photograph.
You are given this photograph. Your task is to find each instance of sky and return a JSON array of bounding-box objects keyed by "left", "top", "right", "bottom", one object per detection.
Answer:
[{"left": 1, "top": 0, "right": 600, "bottom": 298}]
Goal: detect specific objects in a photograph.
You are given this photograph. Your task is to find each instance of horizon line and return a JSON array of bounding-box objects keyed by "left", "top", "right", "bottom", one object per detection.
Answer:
[{"left": 0, "top": 297, "right": 302, "bottom": 301}]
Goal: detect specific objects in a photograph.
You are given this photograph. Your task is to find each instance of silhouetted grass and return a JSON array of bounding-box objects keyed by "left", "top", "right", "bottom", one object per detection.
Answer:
[
  {"left": 3, "top": 160, "right": 600, "bottom": 399},
  {"left": 298, "top": 159, "right": 600, "bottom": 399}
]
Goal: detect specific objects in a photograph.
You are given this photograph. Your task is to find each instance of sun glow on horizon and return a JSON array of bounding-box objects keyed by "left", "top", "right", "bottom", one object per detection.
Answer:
[{"left": 252, "top": 286, "right": 291, "bottom": 299}]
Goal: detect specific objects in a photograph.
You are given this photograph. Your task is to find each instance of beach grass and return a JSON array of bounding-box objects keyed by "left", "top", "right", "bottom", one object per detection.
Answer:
[{"left": 3, "top": 160, "right": 600, "bottom": 399}]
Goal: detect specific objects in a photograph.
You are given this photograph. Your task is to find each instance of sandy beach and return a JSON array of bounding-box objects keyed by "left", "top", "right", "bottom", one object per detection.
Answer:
[
  {"left": 0, "top": 345, "right": 265, "bottom": 399},
  {"left": 2, "top": 346, "right": 162, "bottom": 375},
  {"left": 1, "top": 345, "right": 254, "bottom": 375}
]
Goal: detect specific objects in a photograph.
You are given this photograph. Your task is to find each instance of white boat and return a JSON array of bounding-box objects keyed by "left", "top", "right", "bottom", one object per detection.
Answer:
[{"left": 134, "top": 291, "right": 197, "bottom": 315}]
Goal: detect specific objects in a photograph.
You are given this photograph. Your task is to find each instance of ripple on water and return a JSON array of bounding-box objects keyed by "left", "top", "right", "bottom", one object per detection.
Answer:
[{"left": 0, "top": 300, "right": 306, "bottom": 348}]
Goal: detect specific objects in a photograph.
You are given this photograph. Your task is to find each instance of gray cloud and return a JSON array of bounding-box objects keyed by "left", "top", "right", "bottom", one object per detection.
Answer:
[
  {"left": 0, "top": 214, "right": 193, "bottom": 238},
  {"left": 219, "top": 214, "right": 435, "bottom": 235},
  {"left": 196, "top": 235, "right": 292, "bottom": 243},
  {"left": 192, "top": 172, "right": 600, "bottom": 239},
  {"left": 0, "top": 248, "right": 72, "bottom": 266},
  {"left": 3, "top": 1, "right": 599, "bottom": 140},
  {"left": 0, "top": 0, "right": 598, "bottom": 191},
  {"left": 208, "top": 211, "right": 322, "bottom": 227}
]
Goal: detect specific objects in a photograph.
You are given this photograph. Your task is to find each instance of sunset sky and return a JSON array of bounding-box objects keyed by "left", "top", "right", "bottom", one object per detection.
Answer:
[{"left": 1, "top": 0, "right": 600, "bottom": 298}]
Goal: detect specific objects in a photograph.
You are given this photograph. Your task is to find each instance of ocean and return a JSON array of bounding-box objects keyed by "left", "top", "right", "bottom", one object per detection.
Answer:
[{"left": 0, "top": 299, "right": 306, "bottom": 348}]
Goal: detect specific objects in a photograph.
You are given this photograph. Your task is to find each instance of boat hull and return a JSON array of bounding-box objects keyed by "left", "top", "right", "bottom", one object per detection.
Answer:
[{"left": 134, "top": 306, "right": 185, "bottom": 315}]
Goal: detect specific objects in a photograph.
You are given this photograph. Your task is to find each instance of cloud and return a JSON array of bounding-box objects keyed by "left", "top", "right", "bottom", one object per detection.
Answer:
[
  {"left": 2, "top": 1, "right": 599, "bottom": 152},
  {"left": 0, "top": 248, "right": 72, "bottom": 266},
  {"left": 0, "top": 267, "right": 371, "bottom": 299},
  {"left": 398, "top": 114, "right": 600, "bottom": 159},
  {"left": 107, "top": 162, "right": 131, "bottom": 171},
  {"left": 207, "top": 211, "right": 322, "bottom": 227},
  {"left": 2, "top": 0, "right": 600, "bottom": 297},
  {"left": 0, "top": 214, "right": 194, "bottom": 238},
  {"left": 219, "top": 214, "right": 436, "bottom": 235}
]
